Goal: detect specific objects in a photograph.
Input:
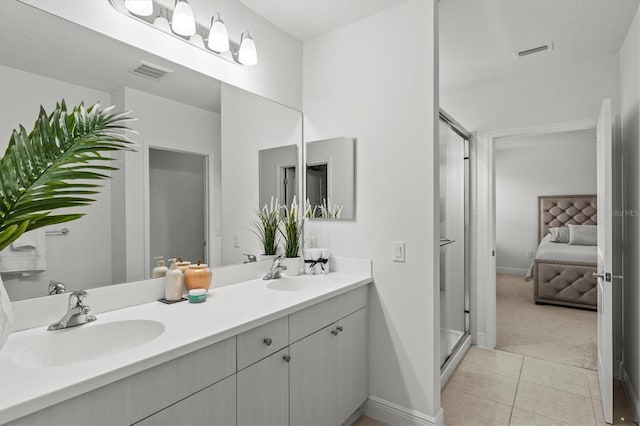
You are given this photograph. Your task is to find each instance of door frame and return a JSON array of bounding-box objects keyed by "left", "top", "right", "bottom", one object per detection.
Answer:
[{"left": 475, "top": 118, "right": 597, "bottom": 348}]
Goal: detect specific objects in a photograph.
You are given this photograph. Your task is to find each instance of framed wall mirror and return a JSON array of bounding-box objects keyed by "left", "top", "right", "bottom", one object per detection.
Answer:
[
  {"left": 305, "top": 137, "right": 356, "bottom": 220},
  {"left": 0, "top": 1, "right": 302, "bottom": 301}
]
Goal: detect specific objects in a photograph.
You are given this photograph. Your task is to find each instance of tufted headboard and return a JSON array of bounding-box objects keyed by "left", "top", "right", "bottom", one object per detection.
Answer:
[{"left": 538, "top": 195, "right": 597, "bottom": 242}]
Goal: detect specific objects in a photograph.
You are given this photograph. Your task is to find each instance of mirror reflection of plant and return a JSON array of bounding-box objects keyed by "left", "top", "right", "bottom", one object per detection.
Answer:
[
  {"left": 0, "top": 101, "right": 134, "bottom": 252},
  {"left": 280, "top": 196, "right": 307, "bottom": 258},
  {"left": 252, "top": 197, "right": 281, "bottom": 256},
  {"left": 319, "top": 199, "right": 344, "bottom": 219}
]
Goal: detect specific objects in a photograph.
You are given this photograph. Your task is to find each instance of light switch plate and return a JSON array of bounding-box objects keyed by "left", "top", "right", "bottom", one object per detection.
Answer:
[
  {"left": 392, "top": 241, "right": 405, "bottom": 262},
  {"left": 233, "top": 234, "right": 240, "bottom": 248}
]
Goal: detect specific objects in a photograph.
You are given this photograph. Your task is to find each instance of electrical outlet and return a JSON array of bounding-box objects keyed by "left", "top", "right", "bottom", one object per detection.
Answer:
[
  {"left": 527, "top": 251, "right": 534, "bottom": 259},
  {"left": 233, "top": 234, "right": 240, "bottom": 248}
]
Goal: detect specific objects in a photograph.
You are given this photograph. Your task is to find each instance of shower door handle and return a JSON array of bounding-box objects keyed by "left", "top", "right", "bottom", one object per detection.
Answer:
[{"left": 440, "top": 238, "right": 455, "bottom": 247}]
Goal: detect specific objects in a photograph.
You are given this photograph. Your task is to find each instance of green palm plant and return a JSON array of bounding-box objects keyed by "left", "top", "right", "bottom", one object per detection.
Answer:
[{"left": 0, "top": 101, "right": 134, "bottom": 252}]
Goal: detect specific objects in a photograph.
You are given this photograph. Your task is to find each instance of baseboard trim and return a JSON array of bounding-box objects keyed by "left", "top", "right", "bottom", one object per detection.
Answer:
[
  {"left": 474, "top": 332, "right": 487, "bottom": 347},
  {"left": 496, "top": 266, "right": 527, "bottom": 276},
  {"left": 363, "top": 396, "right": 443, "bottom": 426},
  {"left": 622, "top": 366, "right": 640, "bottom": 422}
]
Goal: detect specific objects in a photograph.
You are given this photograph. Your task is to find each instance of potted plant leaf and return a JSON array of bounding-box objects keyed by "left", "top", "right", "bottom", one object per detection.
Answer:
[
  {"left": 251, "top": 196, "right": 281, "bottom": 260},
  {"left": 0, "top": 101, "right": 134, "bottom": 352},
  {"left": 279, "top": 196, "right": 306, "bottom": 276}
]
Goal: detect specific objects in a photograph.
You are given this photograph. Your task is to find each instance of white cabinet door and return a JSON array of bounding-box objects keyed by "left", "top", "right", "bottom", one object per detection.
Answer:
[
  {"left": 290, "top": 323, "right": 338, "bottom": 426},
  {"left": 336, "top": 308, "right": 368, "bottom": 423},
  {"left": 137, "top": 375, "right": 236, "bottom": 426},
  {"left": 237, "top": 348, "right": 290, "bottom": 426}
]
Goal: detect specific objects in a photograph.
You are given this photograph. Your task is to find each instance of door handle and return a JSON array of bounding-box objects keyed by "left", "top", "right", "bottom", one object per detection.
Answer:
[{"left": 593, "top": 272, "right": 623, "bottom": 282}]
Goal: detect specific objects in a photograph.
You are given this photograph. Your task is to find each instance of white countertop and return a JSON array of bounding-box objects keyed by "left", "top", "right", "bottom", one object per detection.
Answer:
[{"left": 0, "top": 271, "right": 372, "bottom": 424}]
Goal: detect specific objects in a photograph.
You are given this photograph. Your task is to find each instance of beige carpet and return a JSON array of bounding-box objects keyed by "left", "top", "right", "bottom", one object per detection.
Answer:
[{"left": 496, "top": 273, "right": 597, "bottom": 370}]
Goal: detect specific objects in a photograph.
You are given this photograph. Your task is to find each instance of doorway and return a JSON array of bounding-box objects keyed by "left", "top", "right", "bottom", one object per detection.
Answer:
[{"left": 148, "top": 148, "right": 208, "bottom": 271}]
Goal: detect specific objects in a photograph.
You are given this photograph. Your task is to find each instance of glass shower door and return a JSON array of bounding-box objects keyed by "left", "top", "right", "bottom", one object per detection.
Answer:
[{"left": 439, "top": 117, "right": 469, "bottom": 368}]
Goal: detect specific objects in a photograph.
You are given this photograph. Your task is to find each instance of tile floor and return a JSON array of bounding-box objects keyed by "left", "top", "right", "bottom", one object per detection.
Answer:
[{"left": 442, "top": 347, "right": 637, "bottom": 426}]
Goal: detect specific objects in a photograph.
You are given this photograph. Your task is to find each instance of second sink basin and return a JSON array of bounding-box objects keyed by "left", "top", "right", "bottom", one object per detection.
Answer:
[{"left": 14, "top": 319, "right": 165, "bottom": 368}]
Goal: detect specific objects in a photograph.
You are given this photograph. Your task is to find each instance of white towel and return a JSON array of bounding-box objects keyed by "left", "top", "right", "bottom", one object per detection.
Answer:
[{"left": 0, "top": 229, "right": 47, "bottom": 274}]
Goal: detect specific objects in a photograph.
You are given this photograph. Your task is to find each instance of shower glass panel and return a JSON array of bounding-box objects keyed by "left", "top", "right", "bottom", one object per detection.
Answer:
[{"left": 439, "top": 114, "right": 470, "bottom": 368}]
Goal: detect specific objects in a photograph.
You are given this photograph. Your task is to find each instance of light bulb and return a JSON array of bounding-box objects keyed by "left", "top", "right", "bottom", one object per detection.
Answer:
[
  {"left": 125, "top": 0, "right": 153, "bottom": 16},
  {"left": 238, "top": 31, "right": 257, "bottom": 66},
  {"left": 207, "top": 14, "right": 229, "bottom": 53},
  {"left": 172, "top": 0, "right": 196, "bottom": 37}
]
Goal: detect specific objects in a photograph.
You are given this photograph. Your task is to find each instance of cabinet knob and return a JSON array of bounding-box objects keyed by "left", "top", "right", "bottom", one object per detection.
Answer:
[
  {"left": 336, "top": 325, "right": 344, "bottom": 332},
  {"left": 331, "top": 329, "right": 339, "bottom": 336},
  {"left": 263, "top": 337, "right": 273, "bottom": 346},
  {"left": 283, "top": 355, "right": 291, "bottom": 363}
]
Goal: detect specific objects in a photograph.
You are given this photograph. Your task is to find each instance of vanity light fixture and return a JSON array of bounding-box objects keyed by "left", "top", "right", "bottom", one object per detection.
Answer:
[
  {"left": 110, "top": 0, "right": 258, "bottom": 66},
  {"left": 171, "top": 0, "right": 196, "bottom": 37},
  {"left": 237, "top": 31, "right": 258, "bottom": 66},
  {"left": 124, "top": 0, "right": 153, "bottom": 16},
  {"left": 207, "top": 13, "right": 229, "bottom": 53}
]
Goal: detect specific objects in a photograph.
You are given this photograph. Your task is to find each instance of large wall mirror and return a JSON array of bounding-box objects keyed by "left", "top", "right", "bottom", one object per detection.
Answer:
[
  {"left": 305, "top": 137, "right": 356, "bottom": 219},
  {"left": 0, "top": 1, "right": 302, "bottom": 300}
]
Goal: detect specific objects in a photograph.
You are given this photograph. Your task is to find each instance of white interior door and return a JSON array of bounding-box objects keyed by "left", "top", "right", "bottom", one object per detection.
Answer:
[{"left": 596, "top": 98, "right": 614, "bottom": 424}]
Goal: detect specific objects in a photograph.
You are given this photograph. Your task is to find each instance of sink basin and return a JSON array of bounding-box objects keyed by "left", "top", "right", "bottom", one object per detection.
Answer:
[
  {"left": 15, "top": 320, "right": 165, "bottom": 367},
  {"left": 266, "top": 277, "right": 324, "bottom": 292}
]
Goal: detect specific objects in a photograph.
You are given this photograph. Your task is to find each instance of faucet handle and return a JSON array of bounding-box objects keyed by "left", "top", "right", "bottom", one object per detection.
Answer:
[{"left": 69, "top": 290, "right": 88, "bottom": 307}]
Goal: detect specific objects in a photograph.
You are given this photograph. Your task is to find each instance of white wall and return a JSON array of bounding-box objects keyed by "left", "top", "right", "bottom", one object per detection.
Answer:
[
  {"left": 303, "top": 1, "right": 441, "bottom": 421},
  {"left": 619, "top": 6, "right": 640, "bottom": 417},
  {"left": 111, "top": 87, "right": 221, "bottom": 281},
  {"left": 495, "top": 129, "right": 597, "bottom": 274},
  {"left": 0, "top": 64, "right": 113, "bottom": 301},
  {"left": 221, "top": 84, "right": 303, "bottom": 265},
  {"left": 21, "top": 0, "right": 303, "bottom": 110}
]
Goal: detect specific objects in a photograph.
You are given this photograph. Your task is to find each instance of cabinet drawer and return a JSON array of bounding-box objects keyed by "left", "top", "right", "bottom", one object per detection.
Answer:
[
  {"left": 237, "top": 316, "right": 288, "bottom": 370},
  {"left": 289, "top": 286, "right": 367, "bottom": 343}
]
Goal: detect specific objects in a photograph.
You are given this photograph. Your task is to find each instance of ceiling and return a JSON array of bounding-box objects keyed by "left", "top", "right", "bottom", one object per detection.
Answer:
[
  {"left": 439, "top": 0, "right": 640, "bottom": 90},
  {"left": 238, "top": 0, "right": 406, "bottom": 41},
  {"left": 0, "top": 1, "right": 222, "bottom": 112}
]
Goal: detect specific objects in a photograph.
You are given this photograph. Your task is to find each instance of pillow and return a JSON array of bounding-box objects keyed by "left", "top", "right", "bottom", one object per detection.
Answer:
[
  {"left": 548, "top": 227, "right": 570, "bottom": 243},
  {"left": 568, "top": 224, "right": 598, "bottom": 246}
]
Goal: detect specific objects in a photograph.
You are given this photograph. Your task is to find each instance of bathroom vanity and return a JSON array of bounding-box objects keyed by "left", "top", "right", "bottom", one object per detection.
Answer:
[{"left": 0, "top": 263, "right": 371, "bottom": 426}]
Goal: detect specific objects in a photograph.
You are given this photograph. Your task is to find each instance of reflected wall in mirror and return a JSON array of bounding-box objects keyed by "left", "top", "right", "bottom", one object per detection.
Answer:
[
  {"left": 259, "top": 145, "right": 298, "bottom": 208},
  {"left": 0, "top": 2, "right": 302, "bottom": 301},
  {"left": 305, "top": 137, "right": 356, "bottom": 219}
]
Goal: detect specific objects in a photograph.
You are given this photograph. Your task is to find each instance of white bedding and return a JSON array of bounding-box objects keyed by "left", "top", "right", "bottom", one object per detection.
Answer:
[{"left": 525, "top": 234, "right": 597, "bottom": 280}]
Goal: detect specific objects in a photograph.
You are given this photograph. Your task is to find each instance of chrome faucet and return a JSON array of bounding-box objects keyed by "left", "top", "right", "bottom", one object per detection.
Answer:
[
  {"left": 263, "top": 256, "right": 287, "bottom": 280},
  {"left": 47, "top": 290, "right": 97, "bottom": 331},
  {"left": 48, "top": 280, "right": 66, "bottom": 295}
]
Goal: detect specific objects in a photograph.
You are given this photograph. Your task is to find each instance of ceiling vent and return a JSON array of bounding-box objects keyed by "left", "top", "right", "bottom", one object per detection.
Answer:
[
  {"left": 515, "top": 42, "right": 554, "bottom": 58},
  {"left": 130, "top": 61, "right": 173, "bottom": 80}
]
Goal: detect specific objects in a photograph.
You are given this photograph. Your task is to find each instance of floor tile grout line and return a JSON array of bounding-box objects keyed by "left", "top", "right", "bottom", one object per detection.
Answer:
[
  {"left": 518, "top": 377, "right": 593, "bottom": 399},
  {"left": 507, "top": 354, "right": 525, "bottom": 425}
]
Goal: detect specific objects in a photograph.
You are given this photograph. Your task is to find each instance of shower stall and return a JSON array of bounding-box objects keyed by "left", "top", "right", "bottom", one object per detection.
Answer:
[{"left": 439, "top": 110, "right": 471, "bottom": 374}]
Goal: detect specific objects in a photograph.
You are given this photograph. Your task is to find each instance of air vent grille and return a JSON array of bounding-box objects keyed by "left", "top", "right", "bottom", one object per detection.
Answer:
[
  {"left": 130, "top": 61, "right": 173, "bottom": 80},
  {"left": 516, "top": 42, "right": 554, "bottom": 58}
]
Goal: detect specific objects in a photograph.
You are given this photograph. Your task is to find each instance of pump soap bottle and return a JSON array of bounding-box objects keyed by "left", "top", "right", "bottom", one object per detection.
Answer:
[
  {"left": 165, "top": 258, "right": 184, "bottom": 301},
  {"left": 152, "top": 256, "right": 169, "bottom": 278}
]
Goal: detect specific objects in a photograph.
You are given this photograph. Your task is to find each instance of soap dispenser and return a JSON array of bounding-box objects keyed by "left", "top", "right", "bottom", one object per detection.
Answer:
[
  {"left": 152, "top": 256, "right": 169, "bottom": 278},
  {"left": 165, "top": 258, "right": 184, "bottom": 302}
]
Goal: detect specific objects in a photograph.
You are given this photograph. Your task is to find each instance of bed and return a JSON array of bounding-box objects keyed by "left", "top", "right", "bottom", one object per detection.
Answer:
[{"left": 526, "top": 195, "right": 598, "bottom": 310}]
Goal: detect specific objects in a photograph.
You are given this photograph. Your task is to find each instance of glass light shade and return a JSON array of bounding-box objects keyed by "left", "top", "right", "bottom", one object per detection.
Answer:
[
  {"left": 125, "top": 0, "right": 153, "bottom": 16},
  {"left": 207, "top": 15, "right": 229, "bottom": 53},
  {"left": 238, "top": 31, "right": 257, "bottom": 66},
  {"left": 190, "top": 33, "right": 205, "bottom": 49},
  {"left": 172, "top": 0, "right": 196, "bottom": 36},
  {"left": 153, "top": 16, "right": 171, "bottom": 32}
]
